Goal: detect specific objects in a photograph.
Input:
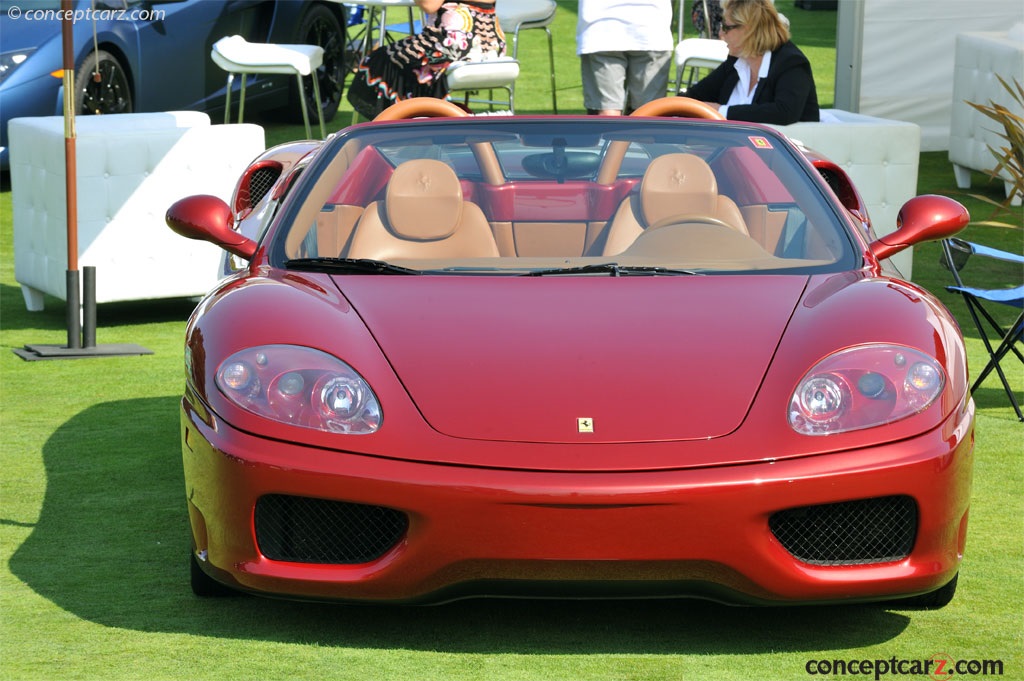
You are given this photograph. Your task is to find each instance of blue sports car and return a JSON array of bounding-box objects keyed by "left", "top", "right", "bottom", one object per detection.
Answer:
[{"left": 0, "top": 0, "right": 347, "bottom": 168}]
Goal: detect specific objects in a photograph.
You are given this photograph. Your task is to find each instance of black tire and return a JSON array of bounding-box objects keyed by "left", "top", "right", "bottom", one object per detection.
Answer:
[
  {"left": 190, "top": 550, "right": 240, "bottom": 598},
  {"left": 885, "top": 573, "right": 958, "bottom": 610},
  {"left": 75, "top": 50, "right": 133, "bottom": 115},
  {"left": 290, "top": 3, "right": 346, "bottom": 125}
]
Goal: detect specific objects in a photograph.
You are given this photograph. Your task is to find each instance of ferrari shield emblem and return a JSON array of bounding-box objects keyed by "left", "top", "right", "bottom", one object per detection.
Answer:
[{"left": 577, "top": 418, "right": 594, "bottom": 433}]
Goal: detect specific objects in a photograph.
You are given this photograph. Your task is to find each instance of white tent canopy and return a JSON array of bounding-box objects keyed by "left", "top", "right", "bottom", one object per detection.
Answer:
[{"left": 835, "top": 0, "right": 1023, "bottom": 151}]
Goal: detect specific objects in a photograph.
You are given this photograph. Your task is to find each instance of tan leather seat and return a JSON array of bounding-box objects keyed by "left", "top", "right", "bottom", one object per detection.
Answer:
[
  {"left": 347, "top": 159, "right": 499, "bottom": 261},
  {"left": 602, "top": 153, "right": 748, "bottom": 256}
]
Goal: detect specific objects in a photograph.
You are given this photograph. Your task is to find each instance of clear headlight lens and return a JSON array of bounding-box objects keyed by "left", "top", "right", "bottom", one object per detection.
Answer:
[
  {"left": 789, "top": 344, "right": 945, "bottom": 435},
  {"left": 216, "top": 345, "right": 381, "bottom": 434}
]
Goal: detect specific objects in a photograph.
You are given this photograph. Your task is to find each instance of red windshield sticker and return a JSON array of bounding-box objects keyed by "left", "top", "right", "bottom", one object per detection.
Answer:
[{"left": 749, "top": 136, "right": 773, "bottom": 149}]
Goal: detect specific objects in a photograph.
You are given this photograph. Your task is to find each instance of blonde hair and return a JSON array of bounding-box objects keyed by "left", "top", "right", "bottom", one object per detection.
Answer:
[{"left": 721, "top": 0, "right": 790, "bottom": 58}]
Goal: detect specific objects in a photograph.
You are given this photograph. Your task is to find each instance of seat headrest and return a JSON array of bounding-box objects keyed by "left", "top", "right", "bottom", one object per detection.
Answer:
[
  {"left": 640, "top": 153, "right": 718, "bottom": 226},
  {"left": 385, "top": 159, "right": 463, "bottom": 241}
]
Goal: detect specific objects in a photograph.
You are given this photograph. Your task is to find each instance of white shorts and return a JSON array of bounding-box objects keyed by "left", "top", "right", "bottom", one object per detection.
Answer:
[{"left": 580, "top": 51, "right": 672, "bottom": 113}]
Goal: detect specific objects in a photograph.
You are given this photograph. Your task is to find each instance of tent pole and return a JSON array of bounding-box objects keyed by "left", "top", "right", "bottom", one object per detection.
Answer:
[{"left": 61, "top": 0, "right": 81, "bottom": 349}]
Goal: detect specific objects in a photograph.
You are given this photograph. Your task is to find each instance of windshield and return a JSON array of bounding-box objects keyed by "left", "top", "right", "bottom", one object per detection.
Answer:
[{"left": 270, "top": 118, "right": 858, "bottom": 275}]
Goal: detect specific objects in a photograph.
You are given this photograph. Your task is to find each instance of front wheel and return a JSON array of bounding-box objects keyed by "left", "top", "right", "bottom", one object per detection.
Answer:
[
  {"left": 75, "top": 50, "right": 133, "bottom": 115},
  {"left": 290, "top": 3, "right": 346, "bottom": 124}
]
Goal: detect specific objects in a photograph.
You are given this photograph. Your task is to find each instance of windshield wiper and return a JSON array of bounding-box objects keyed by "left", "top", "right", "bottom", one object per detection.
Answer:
[
  {"left": 523, "top": 263, "right": 702, "bottom": 277},
  {"left": 285, "top": 257, "right": 421, "bottom": 275}
]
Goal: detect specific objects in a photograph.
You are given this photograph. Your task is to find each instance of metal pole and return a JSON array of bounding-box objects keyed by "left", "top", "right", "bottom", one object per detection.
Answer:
[
  {"left": 82, "top": 266, "right": 97, "bottom": 348},
  {"left": 61, "top": 0, "right": 81, "bottom": 349},
  {"left": 65, "top": 270, "right": 80, "bottom": 349}
]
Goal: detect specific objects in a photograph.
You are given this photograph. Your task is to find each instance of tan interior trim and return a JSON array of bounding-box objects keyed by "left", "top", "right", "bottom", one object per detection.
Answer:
[
  {"left": 512, "top": 222, "right": 588, "bottom": 257},
  {"left": 318, "top": 205, "right": 363, "bottom": 257},
  {"left": 740, "top": 205, "right": 788, "bottom": 254}
]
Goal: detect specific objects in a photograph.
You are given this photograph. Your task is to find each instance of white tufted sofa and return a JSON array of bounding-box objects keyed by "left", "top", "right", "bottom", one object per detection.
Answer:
[
  {"left": 10, "top": 111, "right": 265, "bottom": 311},
  {"left": 770, "top": 109, "right": 921, "bottom": 278},
  {"left": 948, "top": 25, "right": 1024, "bottom": 206}
]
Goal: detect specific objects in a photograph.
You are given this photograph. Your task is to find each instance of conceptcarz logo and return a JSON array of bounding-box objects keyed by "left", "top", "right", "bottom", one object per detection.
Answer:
[{"left": 803, "top": 653, "right": 1005, "bottom": 680}]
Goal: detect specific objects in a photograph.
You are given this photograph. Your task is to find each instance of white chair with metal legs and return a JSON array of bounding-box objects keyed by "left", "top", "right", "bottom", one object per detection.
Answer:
[
  {"left": 497, "top": 0, "right": 557, "bottom": 113},
  {"left": 674, "top": 38, "right": 729, "bottom": 94},
  {"left": 446, "top": 57, "right": 520, "bottom": 114},
  {"left": 211, "top": 34, "right": 326, "bottom": 139}
]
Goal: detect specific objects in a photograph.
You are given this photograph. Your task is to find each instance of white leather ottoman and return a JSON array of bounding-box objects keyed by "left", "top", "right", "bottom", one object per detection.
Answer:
[
  {"left": 770, "top": 109, "right": 921, "bottom": 278},
  {"left": 10, "top": 111, "right": 265, "bottom": 311},
  {"left": 949, "top": 25, "right": 1024, "bottom": 206}
]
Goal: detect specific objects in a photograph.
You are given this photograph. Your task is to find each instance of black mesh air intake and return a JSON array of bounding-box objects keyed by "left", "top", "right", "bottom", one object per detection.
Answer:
[
  {"left": 246, "top": 166, "right": 281, "bottom": 207},
  {"left": 255, "top": 494, "right": 408, "bottom": 564},
  {"left": 769, "top": 495, "right": 917, "bottom": 566}
]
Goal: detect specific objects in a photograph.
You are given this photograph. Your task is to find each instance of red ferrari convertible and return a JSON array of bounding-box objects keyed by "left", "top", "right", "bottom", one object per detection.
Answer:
[{"left": 167, "top": 97, "right": 974, "bottom": 607}]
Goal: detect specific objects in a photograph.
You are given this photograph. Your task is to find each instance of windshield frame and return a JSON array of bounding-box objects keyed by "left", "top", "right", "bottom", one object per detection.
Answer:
[{"left": 268, "top": 117, "right": 860, "bottom": 276}]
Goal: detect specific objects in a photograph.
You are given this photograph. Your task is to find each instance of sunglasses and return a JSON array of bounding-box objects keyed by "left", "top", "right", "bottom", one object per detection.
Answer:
[{"left": 721, "top": 22, "right": 742, "bottom": 32}]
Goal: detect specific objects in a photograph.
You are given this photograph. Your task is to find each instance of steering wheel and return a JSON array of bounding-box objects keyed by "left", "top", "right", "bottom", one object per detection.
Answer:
[
  {"left": 372, "top": 97, "right": 470, "bottom": 121},
  {"left": 647, "top": 215, "right": 735, "bottom": 231},
  {"left": 630, "top": 97, "right": 725, "bottom": 121}
]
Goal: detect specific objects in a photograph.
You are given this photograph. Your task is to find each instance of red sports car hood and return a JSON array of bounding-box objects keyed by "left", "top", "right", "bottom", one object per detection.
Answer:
[{"left": 339, "top": 276, "right": 807, "bottom": 443}]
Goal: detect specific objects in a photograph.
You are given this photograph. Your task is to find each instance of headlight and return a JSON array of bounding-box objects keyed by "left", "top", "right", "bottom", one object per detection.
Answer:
[
  {"left": 788, "top": 344, "right": 945, "bottom": 435},
  {"left": 0, "top": 49, "right": 36, "bottom": 84},
  {"left": 216, "top": 345, "right": 381, "bottom": 434}
]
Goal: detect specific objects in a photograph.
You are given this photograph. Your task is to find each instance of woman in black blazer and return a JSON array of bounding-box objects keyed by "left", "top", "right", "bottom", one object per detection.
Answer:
[{"left": 684, "top": 0, "right": 819, "bottom": 124}]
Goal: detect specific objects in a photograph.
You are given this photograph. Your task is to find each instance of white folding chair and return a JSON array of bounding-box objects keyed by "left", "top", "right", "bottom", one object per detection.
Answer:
[
  {"left": 497, "top": 0, "right": 557, "bottom": 113},
  {"left": 674, "top": 38, "right": 729, "bottom": 94},
  {"left": 446, "top": 58, "right": 520, "bottom": 114}
]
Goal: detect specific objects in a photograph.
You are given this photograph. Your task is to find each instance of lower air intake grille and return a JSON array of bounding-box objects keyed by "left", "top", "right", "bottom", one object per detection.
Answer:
[
  {"left": 769, "top": 495, "right": 917, "bottom": 566},
  {"left": 255, "top": 494, "right": 408, "bottom": 564}
]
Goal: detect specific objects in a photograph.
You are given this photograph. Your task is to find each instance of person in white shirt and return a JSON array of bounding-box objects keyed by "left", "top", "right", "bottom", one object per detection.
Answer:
[{"left": 576, "top": 0, "right": 674, "bottom": 115}]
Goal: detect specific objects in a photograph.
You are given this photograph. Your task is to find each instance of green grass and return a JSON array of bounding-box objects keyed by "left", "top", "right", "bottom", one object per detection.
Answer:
[{"left": 2, "top": 3, "right": 1022, "bottom": 680}]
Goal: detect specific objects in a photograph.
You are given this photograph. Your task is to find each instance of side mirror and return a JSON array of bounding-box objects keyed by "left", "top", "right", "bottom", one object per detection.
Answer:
[
  {"left": 869, "top": 195, "right": 970, "bottom": 261},
  {"left": 166, "top": 194, "right": 257, "bottom": 260}
]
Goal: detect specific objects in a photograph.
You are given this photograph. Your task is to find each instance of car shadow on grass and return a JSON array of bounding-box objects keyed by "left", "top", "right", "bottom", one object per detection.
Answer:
[{"left": 9, "top": 396, "right": 911, "bottom": 654}]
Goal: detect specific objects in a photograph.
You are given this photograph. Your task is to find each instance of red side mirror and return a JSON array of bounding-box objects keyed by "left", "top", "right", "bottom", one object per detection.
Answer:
[
  {"left": 165, "top": 194, "right": 257, "bottom": 260},
  {"left": 870, "top": 195, "right": 970, "bottom": 261}
]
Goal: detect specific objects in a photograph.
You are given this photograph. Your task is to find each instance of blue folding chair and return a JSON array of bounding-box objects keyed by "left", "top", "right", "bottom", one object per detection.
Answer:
[{"left": 941, "top": 237, "right": 1024, "bottom": 421}]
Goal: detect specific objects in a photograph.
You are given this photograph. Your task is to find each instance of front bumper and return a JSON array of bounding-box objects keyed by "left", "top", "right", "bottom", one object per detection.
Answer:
[{"left": 181, "top": 397, "right": 973, "bottom": 605}]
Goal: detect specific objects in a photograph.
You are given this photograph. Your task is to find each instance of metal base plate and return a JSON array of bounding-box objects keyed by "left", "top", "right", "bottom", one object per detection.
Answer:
[{"left": 13, "top": 343, "right": 154, "bottom": 361}]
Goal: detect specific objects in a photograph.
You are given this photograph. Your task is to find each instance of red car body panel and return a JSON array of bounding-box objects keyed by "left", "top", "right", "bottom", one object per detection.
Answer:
[
  {"left": 189, "top": 270, "right": 968, "bottom": 472},
  {"left": 346, "top": 275, "right": 806, "bottom": 443}
]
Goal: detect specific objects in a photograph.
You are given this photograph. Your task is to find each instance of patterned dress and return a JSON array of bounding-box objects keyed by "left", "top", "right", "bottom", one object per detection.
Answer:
[
  {"left": 347, "top": 1, "right": 506, "bottom": 120},
  {"left": 691, "top": 0, "right": 724, "bottom": 38}
]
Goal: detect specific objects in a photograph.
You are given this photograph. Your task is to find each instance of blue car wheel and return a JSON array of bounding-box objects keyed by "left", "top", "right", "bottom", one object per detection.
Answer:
[
  {"left": 75, "top": 50, "right": 132, "bottom": 115},
  {"left": 290, "top": 3, "right": 345, "bottom": 125}
]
